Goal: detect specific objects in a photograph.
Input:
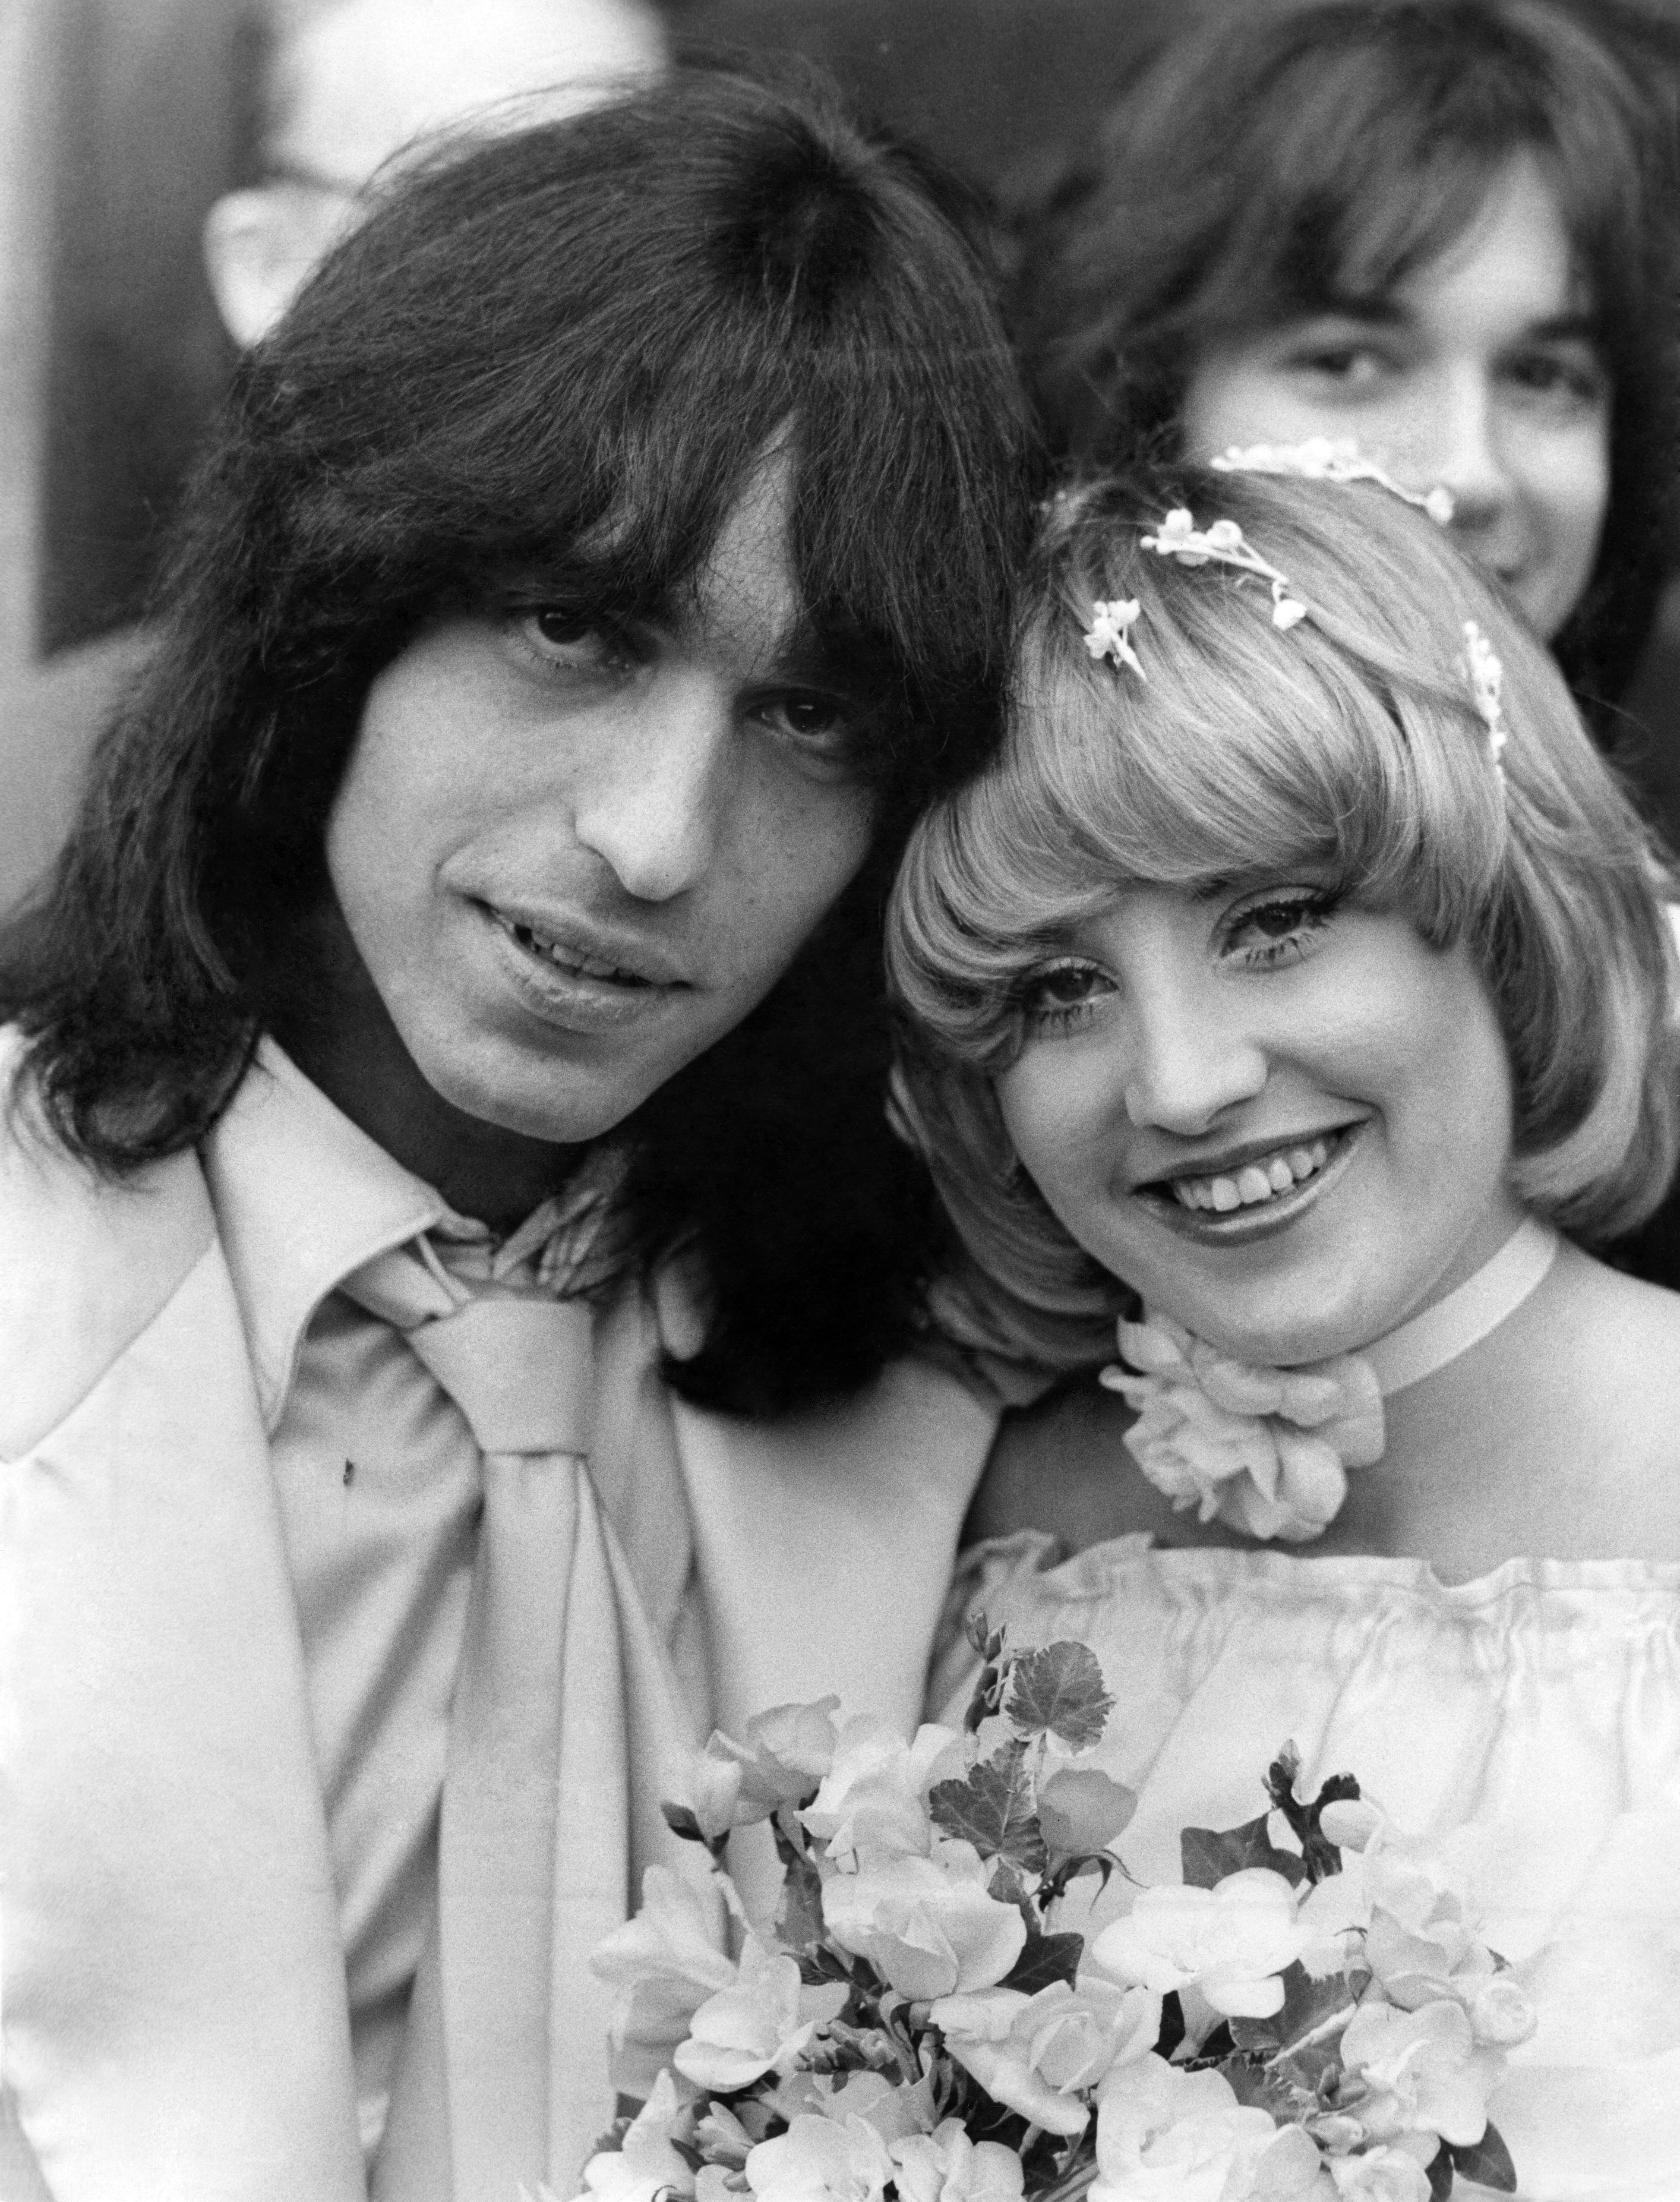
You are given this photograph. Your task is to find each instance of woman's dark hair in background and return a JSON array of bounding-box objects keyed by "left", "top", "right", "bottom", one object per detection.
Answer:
[
  {"left": 1010, "top": 0, "right": 1680, "bottom": 732},
  {"left": 0, "top": 64, "right": 1035, "bottom": 1417}
]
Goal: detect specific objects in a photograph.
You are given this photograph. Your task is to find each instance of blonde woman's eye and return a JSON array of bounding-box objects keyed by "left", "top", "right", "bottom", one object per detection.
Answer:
[
  {"left": 1019, "top": 960, "right": 1115, "bottom": 1032},
  {"left": 1223, "top": 889, "right": 1340, "bottom": 968}
]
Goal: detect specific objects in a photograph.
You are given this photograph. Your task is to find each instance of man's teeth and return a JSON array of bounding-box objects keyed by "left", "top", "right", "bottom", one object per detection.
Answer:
[
  {"left": 504, "top": 917, "right": 647, "bottom": 985},
  {"left": 1170, "top": 1138, "right": 1333, "bottom": 1213}
]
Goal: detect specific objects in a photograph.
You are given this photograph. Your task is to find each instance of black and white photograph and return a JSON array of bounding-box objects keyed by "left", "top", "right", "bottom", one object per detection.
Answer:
[{"left": 2, "top": 3, "right": 1679, "bottom": 2196}]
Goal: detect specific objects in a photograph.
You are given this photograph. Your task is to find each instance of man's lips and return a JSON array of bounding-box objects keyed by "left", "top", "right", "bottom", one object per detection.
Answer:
[{"left": 482, "top": 901, "right": 692, "bottom": 990}]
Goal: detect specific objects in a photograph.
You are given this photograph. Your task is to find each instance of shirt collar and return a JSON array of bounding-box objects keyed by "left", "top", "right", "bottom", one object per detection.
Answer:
[{"left": 203, "top": 1039, "right": 447, "bottom": 1433}]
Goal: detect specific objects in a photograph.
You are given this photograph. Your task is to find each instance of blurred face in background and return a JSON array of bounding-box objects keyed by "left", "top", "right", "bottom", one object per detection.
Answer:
[
  {"left": 1181, "top": 156, "right": 1611, "bottom": 641},
  {"left": 203, "top": 0, "right": 668, "bottom": 348}
]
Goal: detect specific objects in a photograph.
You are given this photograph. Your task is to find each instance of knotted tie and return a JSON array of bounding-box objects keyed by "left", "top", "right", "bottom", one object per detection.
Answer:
[{"left": 345, "top": 1200, "right": 700, "bottom": 2200}]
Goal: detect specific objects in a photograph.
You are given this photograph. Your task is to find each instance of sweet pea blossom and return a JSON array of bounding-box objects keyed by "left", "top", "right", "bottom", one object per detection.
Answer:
[
  {"left": 675, "top": 1936, "right": 850, "bottom": 2092},
  {"left": 745, "top": 2114, "right": 895, "bottom": 2202},
  {"left": 890, "top": 2121, "right": 1027, "bottom": 2202},
  {"left": 800, "top": 1718, "right": 965, "bottom": 1865},
  {"left": 1337, "top": 1998, "right": 1501, "bottom": 2149},
  {"left": 1092, "top": 1870, "right": 1304, "bottom": 2018},
  {"left": 1092, "top": 2055, "right": 1281, "bottom": 2202},
  {"left": 684, "top": 1700, "right": 843, "bottom": 1841},
  {"left": 592, "top": 1866, "right": 737, "bottom": 2095},
  {"left": 1296, "top": 1824, "right": 1534, "bottom": 2048},
  {"left": 1325, "top": 2149, "right": 1433, "bottom": 2202},
  {"left": 930, "top": 1978, "right": 1162, "bottom": 2136},
  {"left": 571, "top": 2072, "right": 697, "bottom": 2202},
  {"left": 821, "top": 1838, "right": 1026, "bottom": 1999}
]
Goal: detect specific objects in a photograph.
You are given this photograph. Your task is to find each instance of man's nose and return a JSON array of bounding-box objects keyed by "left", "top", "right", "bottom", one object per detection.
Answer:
[
  {"left": 1120, "top": 985, "right": 1268, "bottom": 1135},
  {"left": 571, "top": 671, "right": 732, "bottom": 903},
  {"left": 1422, "top": 368, "right": 1517, "bottom": 540}
]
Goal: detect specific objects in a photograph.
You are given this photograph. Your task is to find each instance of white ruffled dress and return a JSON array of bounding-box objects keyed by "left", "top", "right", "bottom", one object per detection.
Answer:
[{"left": 929, "top": 1534, "right": 1680, "bottom": 2201}]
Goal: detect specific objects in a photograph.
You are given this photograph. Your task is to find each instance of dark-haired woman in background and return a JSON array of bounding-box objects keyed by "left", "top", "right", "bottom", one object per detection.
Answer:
[
  {"left": 0, "top": 70, "right": 1031, "bottom": 2202},
  {"left": 1010, "top": 0, "right": 1680, "bottom": 1286}
]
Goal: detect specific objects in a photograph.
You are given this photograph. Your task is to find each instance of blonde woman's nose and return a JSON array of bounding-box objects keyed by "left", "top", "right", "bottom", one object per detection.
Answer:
[{"left": 1120, "top": 989, "right": 1268, "bottom": 1135}]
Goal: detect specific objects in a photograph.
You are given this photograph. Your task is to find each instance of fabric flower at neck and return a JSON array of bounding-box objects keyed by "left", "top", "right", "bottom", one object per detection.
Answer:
[{"left": 1100, "top": 1314, "right": 1385, "bottom": 1541}]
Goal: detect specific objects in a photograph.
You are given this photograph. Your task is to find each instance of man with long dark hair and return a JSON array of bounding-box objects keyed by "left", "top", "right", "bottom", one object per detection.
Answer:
[{"left": 0, "top": 70, "right": 1031, "bottom": 2200}]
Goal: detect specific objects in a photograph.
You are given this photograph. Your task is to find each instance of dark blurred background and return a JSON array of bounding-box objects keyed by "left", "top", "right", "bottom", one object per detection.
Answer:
[{"left": 0, "top": 0, "right": 1177, "bottom": 671}]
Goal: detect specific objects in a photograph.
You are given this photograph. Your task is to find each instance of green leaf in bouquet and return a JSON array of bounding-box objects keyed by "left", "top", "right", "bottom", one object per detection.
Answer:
[
  {"left": 1003, "top": 1642, "right": 1116, "bottom": 1750},
  {"left": 1446, "top": 2124, "right": 1518, "bottom": 2193},
  {"left": 1228, "top": 1961, "right": 1354, "bottom": 2060},
  {"left": 775, "top": 1838, "right": 826, "bottom": 1958},
  {"left": 929, "top": 1737, "right": 1048, "bottom": 1873},
  {"left": 999, "top": 1926, "right": 1085, "bottom": 1995},
  {"left": 1180, "top": 1813, "right": 1306, "bottom": 1891}
]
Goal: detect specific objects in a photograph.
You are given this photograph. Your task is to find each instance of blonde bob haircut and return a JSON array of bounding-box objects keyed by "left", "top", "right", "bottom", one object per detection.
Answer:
[{"left": 889, "top": 465, "right": 1680, "bottom": 1369}]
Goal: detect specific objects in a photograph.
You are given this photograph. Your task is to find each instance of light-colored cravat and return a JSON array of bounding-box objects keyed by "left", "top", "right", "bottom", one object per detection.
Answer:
[{"left": 346, "top": 1218, "right": 704, "bottom": 2200}]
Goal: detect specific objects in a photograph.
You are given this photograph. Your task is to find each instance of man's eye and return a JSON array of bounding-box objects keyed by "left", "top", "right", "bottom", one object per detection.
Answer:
[
  {"left": 516, "top": 608, "right": 626, "bottom": 670},
  {"left": 756, "top": 691, "right": 857, "bottom": 752}
]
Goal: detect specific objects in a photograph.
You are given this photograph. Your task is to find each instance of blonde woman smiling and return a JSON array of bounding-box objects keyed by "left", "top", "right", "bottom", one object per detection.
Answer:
[{"left": 890, "top": 466, "right": 1680, "bottom": 2195}]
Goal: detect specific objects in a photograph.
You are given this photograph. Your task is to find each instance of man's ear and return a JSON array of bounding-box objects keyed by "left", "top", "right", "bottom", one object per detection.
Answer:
[{"left": 203, "top": 187, "right": 323, "bottom": 350}]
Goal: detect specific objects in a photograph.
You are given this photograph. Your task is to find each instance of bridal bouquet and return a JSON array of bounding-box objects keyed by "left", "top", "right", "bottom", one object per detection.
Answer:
[{"left": 576, "top": 1620, "right": 1529, "bottom": 2202}]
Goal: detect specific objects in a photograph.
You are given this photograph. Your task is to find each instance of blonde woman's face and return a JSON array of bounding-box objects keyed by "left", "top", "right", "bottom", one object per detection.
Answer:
[
  {"left": 1180, "top": 157, "right": 1610, "bottom": 641},
  {"left": 994, "top": 879, "right": 1526, "bottom": 1365}
]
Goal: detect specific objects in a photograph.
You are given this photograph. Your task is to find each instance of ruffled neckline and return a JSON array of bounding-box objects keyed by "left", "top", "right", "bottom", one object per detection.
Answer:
[{"left": 955, "top": 1527, "right": 1680, "bottom": 1602}]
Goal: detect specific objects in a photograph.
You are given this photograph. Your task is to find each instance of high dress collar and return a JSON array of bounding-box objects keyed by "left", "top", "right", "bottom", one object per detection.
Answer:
[{"left": 1100, "top": 1216, "right": 1561, "bottom": 1543}]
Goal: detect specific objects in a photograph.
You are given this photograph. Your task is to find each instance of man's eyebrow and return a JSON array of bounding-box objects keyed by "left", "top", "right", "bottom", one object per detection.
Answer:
[{"left": 1521, "top": 311, "right": 1602, "bottom": 345}]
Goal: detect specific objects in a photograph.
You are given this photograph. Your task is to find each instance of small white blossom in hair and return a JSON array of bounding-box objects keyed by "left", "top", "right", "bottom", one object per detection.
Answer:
[
  {"left": 1141, "top": 507, "right": 1308, "bottom": 630},
  {"left": 1211, "top": 437, "right": 1455, "bottom": 526},
  {"left": 1082, "top": 597, "right": 1145, "bottom": 677},
  {"left": 1461, "top": 620, "right": 1508, "bottom": 774}
]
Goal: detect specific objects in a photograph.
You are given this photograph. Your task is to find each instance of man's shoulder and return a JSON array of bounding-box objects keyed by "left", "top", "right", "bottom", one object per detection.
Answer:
[{"left": 0, "top": 1030, "right": 215, "bottom": 1457}]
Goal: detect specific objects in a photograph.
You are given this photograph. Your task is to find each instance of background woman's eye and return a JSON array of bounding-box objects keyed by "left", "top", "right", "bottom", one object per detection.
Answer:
[
  {"left": 1286, "top": 342, "right": 1391, "bottom": 390},
  {"left": 1504, "top": 348, "right": 1608, "bottom": 412}
]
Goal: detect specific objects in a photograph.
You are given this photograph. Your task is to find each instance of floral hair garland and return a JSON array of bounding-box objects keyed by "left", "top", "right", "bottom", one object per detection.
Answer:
[
  {"left": 1209, "top": 436, "right": 1455, "bottom": 528},
  {"left": 1077, "top": 441, "right": 1508, "bottom": 781}
]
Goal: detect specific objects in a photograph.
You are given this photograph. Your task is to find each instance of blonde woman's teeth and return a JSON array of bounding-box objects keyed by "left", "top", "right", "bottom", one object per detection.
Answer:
[{"left": 1170, "top": 1138, "right": 1331, "bottom": 1212}]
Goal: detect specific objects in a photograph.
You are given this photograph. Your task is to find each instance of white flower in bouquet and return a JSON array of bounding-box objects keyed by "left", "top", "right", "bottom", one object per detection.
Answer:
[
  {"left": 745, "top": 2111, "right": 898, "bottom": 2202},
  {"left": 592, "top": 1865, "right": 738, "bottom": 2095},
  {"left": 1089, "top": 2055, "right": 1280, "bottom": 2201},
  {"left": 801, "top": 1718, "right": 968, "bottom": 1865},
  {"left": 1324, "top": 2146, "right": 1435, "bottom": 2201},
  {"left": 1334, "top": 2000, "right": 1503, "bottom": 2151},
  {"left": 574, "top": 2072, "right": 699, "bottom": 2202},
  {"left": 676, "top": 1936, "right": 851, "bottom": 2092},
  {"left": 580, "top": 1636, "right": 1530, "bottom": 2202},
  {"left": 820, "top": 1837, "right": 1028, "bottom": 1999},
  {"left": 685, "top": 1701, "right": 847, "bottom": 1843},
  {"left": 929, "top": 1977, "right": 1161, "bottom": 2135},
  {"left": 890, "top": 2120, "right": 1028, "bottom": 2202},
  {"left": 1091, "top": 1869, "right": 1305, "bottom": 2018}
]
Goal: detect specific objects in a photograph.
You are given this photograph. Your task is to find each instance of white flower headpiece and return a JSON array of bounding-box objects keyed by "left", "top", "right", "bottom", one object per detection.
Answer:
[
  {"left": 1142, "top": 507, "right": 1309, "bottom": 629},
  {"left": 1082, "top": 597, "right": 1145, "bottom": 677},
  {"left": 1461, "top": 620, "right": 1508, "bottom": 775},
  {"left": 1210, "top": 437, "right": 1455, "bottom": 527}
]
